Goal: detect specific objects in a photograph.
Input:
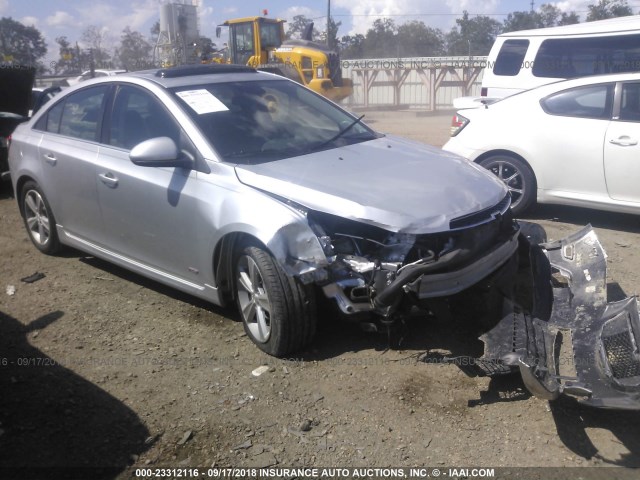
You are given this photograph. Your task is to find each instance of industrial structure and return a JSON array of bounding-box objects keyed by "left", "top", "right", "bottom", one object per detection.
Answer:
[{"left": 153, "top": 0, "right": 201, "bottom": 67}]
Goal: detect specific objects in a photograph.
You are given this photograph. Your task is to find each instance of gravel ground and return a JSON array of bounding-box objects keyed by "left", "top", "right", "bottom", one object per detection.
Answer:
[{"left": 1, "top": 110, "right": 640, "bottom": 479}]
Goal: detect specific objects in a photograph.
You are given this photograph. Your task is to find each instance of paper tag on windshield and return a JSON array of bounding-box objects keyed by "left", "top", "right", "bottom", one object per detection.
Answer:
[{"left": 176, "top": 89, "right": 229, "bottom": 114}]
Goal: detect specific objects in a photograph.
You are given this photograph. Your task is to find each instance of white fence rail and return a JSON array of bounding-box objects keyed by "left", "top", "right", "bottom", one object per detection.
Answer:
[{"left": 341, "top": 56, "right": 488, "bottom": 110}]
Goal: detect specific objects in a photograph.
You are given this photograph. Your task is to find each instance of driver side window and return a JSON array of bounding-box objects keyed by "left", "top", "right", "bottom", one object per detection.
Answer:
[{"left": 108, "top": 85, "right": 180, "bottom": 150}]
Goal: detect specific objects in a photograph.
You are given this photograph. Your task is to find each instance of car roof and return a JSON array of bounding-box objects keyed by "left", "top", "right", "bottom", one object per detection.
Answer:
[
  {"left": 535, "top": 72, "right": 640, "bottom": 92},
  {"left": 80, "top": 69, "right": 127, "bottom": 74},
  {"left": 500, "top": 14, "right": 640, "bottom": 37},
  {"left": 485, "top": 72, "right": 640, "bottom": 108},
  {"left": 103, "top": 64, "right": 276, "bottom": 89}
]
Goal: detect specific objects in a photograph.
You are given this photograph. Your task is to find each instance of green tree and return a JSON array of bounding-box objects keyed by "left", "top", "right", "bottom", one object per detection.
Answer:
[
  {"left": 116, "top": 26, "right": 152, "bottom": 71},
  {"left": 503, "top": 11, "right": 545, "bottom": 32},
  {"left": 587, "top": 0, "right": 633, "bottom": 21},
  {"left": 150, "top": 20, "right": 160, "bottom": 44},
  {"left": 0, "top": 17, "right": 47, "bottom": 69},
  {"left": 397, "top": 21, "right": 445, "bottom": 57},
  {"left": 539, "top": 4, "right": 560, "bottom": 27},
  {"left": 339, "top": 33, "right": 365, "bottom": 59},
  {"left": 316, "top": 17, "right": 341, "bottom": 50},
  {"left": 364, "top": 18, "right": 398, "bottom": 58},
  {"left": 81, "top": 25, "right": 112, "bottom": 68},
  {"left": 559, "top": 11, "right": 581, "bottom": 25},
  {"left": 502, "top": 4, "right": 581, "bottom": 33},
  {"left": 446, "top": 11, "right": 502, "bottom": 56},
  {"left": 286, "top": 15, "right": 313, "bottom": 39},
  {"left": 52, "top": 35, "right": 77, "bottom": 74}
]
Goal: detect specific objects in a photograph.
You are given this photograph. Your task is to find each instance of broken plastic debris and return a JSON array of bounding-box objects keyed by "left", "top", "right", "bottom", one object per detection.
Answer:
[
  {"left": 20, "top": 272, "right": 45, "bottom": 284},
  {"left": 177, "top": 430, "right": 192, "bottom": 446},
  {"left": 251, "top": 365, "right": 270, "bottom": 377},
  {"left": 6, "top": 285, "right": 15, "bottom": 296}
]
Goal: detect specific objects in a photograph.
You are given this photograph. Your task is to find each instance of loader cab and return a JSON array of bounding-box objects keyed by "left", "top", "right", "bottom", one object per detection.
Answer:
[{"left": 222, "top": 17, "right": 285, "bottom": 67}]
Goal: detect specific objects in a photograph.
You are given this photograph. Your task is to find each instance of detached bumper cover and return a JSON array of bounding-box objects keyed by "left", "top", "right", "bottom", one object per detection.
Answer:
[{"left": 455, "top": 225, "right": 640, "bottom": 410}]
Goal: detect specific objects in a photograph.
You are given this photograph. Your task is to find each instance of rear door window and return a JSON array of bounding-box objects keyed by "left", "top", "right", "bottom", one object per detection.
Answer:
[
  {"left": 58, "top": 86, "right": 109, "bottom": 141},
  {"left": 541, "top": 84, "right": 614, "bottom": 119}
]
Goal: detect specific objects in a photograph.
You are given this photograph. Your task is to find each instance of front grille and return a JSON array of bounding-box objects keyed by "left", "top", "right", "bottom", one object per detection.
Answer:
[
  {"left": 603, "top": 331, "right": 640, "bottom": 379},
  {"left": 449, "top": 194, "right": 511, "bottom": 230}
]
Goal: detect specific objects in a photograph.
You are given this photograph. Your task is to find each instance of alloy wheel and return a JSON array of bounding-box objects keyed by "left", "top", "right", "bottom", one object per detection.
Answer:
[
  {"left": 24, "top": 189, "right": 52, "bottom": 247},
  {"left": 236, "top": 254, "right": 272, "bottom": 343}
]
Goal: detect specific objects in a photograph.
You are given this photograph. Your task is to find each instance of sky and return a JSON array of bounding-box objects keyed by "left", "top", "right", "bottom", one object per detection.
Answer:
[{"left": 0, "top": 0, "right": 638, "bottom": 63}]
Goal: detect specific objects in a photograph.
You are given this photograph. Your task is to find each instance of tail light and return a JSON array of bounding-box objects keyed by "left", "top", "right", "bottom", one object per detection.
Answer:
[
  {"left": 481, "top": 87, "right": 488, "bottom": 97},
  {"left": 450, "top": 114, "right": 469, "bottom": 137}
]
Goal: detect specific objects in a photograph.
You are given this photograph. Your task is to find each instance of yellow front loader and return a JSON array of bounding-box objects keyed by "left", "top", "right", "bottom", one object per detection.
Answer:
[{"left": 218, "top": 16, "right": 352, "bottom": 102}]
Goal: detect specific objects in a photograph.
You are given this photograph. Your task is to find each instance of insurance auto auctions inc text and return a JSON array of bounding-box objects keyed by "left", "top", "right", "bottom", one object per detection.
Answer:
[{"left": 135, "top": 467, "right": 496, "bottom": 479}]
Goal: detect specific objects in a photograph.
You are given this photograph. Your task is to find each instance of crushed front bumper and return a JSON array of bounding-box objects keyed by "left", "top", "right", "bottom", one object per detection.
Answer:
[{"left": 452, "top": 225, "right": 640, "bottom": 410}]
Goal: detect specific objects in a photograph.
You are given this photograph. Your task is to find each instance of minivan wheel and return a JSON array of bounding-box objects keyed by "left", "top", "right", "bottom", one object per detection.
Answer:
[
  {"left": 20, "top": 181, "right": 61, "bottom": 254},
  {"left": 235, "top": 245, "right": 316, "bottom": 357},
  {"left": 479, "top": 155, "right": 536, "bottom": 216}
]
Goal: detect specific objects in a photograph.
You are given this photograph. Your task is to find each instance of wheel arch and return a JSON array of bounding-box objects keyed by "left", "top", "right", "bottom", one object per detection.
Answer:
[
  {"left": 213, "top": 232, "right": 267, "bottom": 306},
  {"left": 474, "top": 149, "right": 538, "bottom": 190},
  {"left": 211, "top": 221, "right": 328, "bottom": 306},
  {"left": 15, "top": 175, "right": 39, "bottom": 215}
]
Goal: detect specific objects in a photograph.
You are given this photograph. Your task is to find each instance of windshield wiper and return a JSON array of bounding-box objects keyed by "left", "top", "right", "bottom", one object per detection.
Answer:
[{"left": 310, "top": 114, "right": 366, "bottom": 152}]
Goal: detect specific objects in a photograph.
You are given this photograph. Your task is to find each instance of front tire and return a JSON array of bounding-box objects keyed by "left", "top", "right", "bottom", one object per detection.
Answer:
[
  {"left": 20, "top": 180, "right": 61, "bottom": 255},
  {"left": 478, "top": 155, "right": 536, "bottom": 216},
  {"left": 235, "top": 245, "right": 316, "bottom": 356}
]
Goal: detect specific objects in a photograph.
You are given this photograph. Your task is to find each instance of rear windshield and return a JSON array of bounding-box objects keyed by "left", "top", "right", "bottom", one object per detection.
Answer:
[{"left": 533, "top": 34, "right": 640, "bottom": 78}]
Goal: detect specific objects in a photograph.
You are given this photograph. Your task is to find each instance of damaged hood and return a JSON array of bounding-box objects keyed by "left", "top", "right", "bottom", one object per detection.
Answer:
[
  {"left": 235, "top": 135, "right": 508, "bottom": 234},
  {"left": 0, "top": 65, "right": 35, "bottom": 137}
]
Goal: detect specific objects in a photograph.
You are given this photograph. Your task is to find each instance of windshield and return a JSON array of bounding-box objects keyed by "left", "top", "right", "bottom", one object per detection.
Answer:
[{"left": 171, "top": 79, "right": 377, "bottom": 163}]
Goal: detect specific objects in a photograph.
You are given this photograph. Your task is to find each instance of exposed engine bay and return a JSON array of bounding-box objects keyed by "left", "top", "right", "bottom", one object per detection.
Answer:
[{"left": 301, "top": 199, "right": 640, "bottom": 410}]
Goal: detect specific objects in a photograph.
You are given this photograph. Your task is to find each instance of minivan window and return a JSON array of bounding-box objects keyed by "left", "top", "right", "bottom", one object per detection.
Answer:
[
  {"left": 541, "top": 84, "right": 613, "bottom": 119},
  {"left": 533, "top": 34, "right": 640, "bottom": 78},
  {"left": 493, "top": 40, "right": 529, "bottom": 76}
]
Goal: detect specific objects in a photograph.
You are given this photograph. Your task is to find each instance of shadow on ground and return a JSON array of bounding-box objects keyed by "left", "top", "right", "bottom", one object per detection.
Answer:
[
  {"left": 551, "top": 397, "right": 640, "bottom": 467},
  {"left": 0, "top": 310, "right": 151, "bottom": 479},
  {"left": 520, "top": 204, "right": 640, "bottom": 234}
]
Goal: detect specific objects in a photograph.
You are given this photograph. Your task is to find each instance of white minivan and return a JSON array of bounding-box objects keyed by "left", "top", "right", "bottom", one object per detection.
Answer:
[{"left": 479, "top": 15, "right": 640, "bottom": 100}]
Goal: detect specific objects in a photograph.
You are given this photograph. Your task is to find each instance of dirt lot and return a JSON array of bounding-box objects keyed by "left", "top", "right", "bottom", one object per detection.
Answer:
[{"left": 2, "top": 110, "right": 640, "bottom": 479}]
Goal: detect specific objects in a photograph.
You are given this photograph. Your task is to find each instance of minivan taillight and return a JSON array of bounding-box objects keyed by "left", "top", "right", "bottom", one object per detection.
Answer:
[
  {"left": 450, "top": 114, "right": 469, "bottom": 137},
  {"left": 481, "top": 87, "right": 487, "bottom": 97}
]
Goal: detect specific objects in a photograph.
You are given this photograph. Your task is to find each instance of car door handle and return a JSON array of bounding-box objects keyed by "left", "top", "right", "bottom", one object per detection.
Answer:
[
  {"left": 43, "top": 153, "right": 57, "bottom": 165},
  {"left": 98, "top": 172, "right": 119, "bottom": 188},
  {"left": 610, "top": 136, "right": 638, "bottom": 146}
]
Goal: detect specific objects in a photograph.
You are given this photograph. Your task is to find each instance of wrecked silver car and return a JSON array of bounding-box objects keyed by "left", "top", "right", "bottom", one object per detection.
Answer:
[{"left": 8, "top": 65, "right": 640, "bottom": 409}]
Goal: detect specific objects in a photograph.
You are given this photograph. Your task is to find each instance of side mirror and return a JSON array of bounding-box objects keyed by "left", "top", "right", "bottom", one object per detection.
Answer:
[{"left": 129, "top": 137, "right": 194, "bottom": 169}]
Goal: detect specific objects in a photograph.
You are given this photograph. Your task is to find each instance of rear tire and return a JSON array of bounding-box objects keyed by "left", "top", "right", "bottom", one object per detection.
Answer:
[
  {"left": 235, "top": 245, "right": 316, "bottom": 356},
  {"left": 20, "top": 180, "right": 61, "bottom": 255},
  {"left": 478, "top": 154, "right": 536, "bottom": 216}
]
